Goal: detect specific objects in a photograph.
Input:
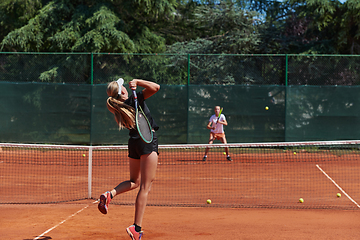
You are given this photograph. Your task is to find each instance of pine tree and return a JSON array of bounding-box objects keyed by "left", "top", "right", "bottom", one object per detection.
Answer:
[{"left": 1, "top": 0, "right": 177, "bottom": 53}]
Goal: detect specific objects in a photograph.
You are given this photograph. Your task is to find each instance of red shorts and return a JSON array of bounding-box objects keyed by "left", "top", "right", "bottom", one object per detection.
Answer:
[{"left": 209, "top": 132, "right": 226, "bottom": 141}]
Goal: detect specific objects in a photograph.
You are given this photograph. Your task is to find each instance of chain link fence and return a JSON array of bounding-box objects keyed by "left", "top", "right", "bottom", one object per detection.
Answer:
[{"left": 1, "top": 53, "right": 359, "bottom": 85}]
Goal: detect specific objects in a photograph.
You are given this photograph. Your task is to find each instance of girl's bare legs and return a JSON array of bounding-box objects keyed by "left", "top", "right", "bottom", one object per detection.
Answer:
[
  {"left": 134, "top": 151, "right": 158, "bottom": 226},
  {"left": 111, "top": 158, "right": 142, "bottom": 197},
  {"left": 98, "top": 157, "right": 142, "bottom": 215},
  {"left": 220, "top": 136, "right": 229, "bottom": 156},
  {"left": 110, "top": 151, "right": 158, "bottom": 227},
  {"left": 204, "top": 133, "right": 215, "bottom": 159},
  {"left": 220, "top": 136, "right": 232, "bottom": 161},
  {"left": 106, "top": 152, "right": 158, "bottom": 229}
]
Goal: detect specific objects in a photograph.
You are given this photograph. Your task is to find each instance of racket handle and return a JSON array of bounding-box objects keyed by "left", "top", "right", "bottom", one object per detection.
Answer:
[
  {"left": 132, "top": 90, "right": 137, "bottom": 99},
  {"left": 132, "top": 90, "right": 138, "bottom": 109}
]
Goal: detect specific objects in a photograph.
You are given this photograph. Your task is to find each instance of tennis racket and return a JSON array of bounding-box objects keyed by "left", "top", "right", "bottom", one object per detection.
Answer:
[
  {"left": 133, "top": 90, "right": 153, "bottom": 143},
  {"left": 216, "top": 107, "right": 223, "bottom": 123},
  {"left": 214, "top": 107, "right": 223, "bottom": 130}
]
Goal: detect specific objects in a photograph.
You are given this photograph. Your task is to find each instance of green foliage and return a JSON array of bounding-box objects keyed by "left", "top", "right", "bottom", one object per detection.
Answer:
[
  {"left": 0, "top": 0, "right": 179, "bottom": 84},
  {"left": 2, "top": 0, "right": 359, "bottom": 55},
  {"left": 283, "top": 0, "right": 360, "bottom": 54},
  {"left": 1, "top": 0, "right": 360, "bottom": 87},
  {"left": 1, "top": 0, "right": 177, "bottom": 53},
  {"left": 155, "top": 0, "right": 201, "bottom": 45},
  {"left": 162, "top": 2, "right": 265, "bottom": 85},
  {"left": 338, "top": 0, "right": 360, "bottom": 54},
  {"left": 166, "top": 2, "right": 260, "bottom": 54},
  {"left": 0, "top": 0, "right": 43, "bottom": 42}
]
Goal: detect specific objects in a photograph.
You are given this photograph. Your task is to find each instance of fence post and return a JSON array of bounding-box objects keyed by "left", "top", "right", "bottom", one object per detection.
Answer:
[
  {"left": 285, "top": 54, "right": 288, "bottom": 142},
  {"left": 89, "top": 53, "right": 94, "bottom": 198},
  {"left": 187, "top": 54, "right": 190, "bottom": 143},
  {"left": 90, "top": 53, "right": 94, "bottom": 145}
]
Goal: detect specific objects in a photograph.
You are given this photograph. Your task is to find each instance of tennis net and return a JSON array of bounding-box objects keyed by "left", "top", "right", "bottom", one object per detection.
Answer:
[{"left": 1, "top": 141, "right": 360, "bottom": 209}]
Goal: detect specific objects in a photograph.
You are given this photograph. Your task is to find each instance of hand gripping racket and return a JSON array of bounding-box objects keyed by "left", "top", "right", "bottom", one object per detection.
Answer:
[{"left": 133, "top": 90, "right": 153, "bottom": 143}]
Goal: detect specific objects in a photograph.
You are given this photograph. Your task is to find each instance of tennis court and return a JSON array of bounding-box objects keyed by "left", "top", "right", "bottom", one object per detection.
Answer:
[
  {"left": 2, "top": 203, "right": 360, "bottom": 239},
  {"left": 1, "top": 141, "right": 360, "bottom": 239}
]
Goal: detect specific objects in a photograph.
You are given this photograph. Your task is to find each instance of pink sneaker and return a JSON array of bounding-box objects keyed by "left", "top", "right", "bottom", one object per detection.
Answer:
[
  {"left": 98, "top": 191, "right": 111, "bottom": 214},
  {"left": 126, "top": 225, "right": 143, "bottom": 240}
]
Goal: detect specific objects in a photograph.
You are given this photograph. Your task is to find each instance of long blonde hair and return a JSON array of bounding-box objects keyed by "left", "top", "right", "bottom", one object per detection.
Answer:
[{"left": 106, "top": 81, "right": 136, "bottom": 130}]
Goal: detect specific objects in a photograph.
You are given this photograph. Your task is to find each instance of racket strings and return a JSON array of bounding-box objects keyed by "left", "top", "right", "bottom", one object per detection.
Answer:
[{"left": 136, "top": 106, "right": 153, "bottom": 143}]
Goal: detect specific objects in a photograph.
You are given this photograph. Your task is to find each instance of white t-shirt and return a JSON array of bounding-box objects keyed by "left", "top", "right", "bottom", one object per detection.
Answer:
[{"left": 209, "top": 114, "right": 226, "bottom": 134}]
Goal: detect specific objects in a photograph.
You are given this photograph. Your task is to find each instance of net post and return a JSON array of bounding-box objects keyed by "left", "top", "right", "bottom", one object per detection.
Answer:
[{"left": 88, "top": 146, "right": 93, "bottom": 199}]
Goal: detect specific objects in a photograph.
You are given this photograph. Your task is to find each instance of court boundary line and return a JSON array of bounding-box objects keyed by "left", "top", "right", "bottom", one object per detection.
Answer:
[
  {"left": 316, "top": 164, "right": 360, "bottom": 209},
  {"left": 33, "top": 200, "right": 98, "bottom": 240}
]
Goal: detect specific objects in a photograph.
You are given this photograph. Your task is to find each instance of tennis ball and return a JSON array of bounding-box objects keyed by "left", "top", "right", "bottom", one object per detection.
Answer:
[
  {"left": 337, "top": 193, "right": 341, "bottom": 198},
  {"left": 293, "top": 152, "right": 297, "bottom": 155},
  {"left": 82, "top": 154, "right": 86, "bottom": 157},
  {"left": 207, "top": 199, "right": 212, "bottom": 204},
  {"left": 265, "top": 106, "right": 269, "bottom": 110},
  {"left": 223, "top": 152, "right": 226, "bottom": 155},
  {"left": 299, "top": 198, "right": 304, "bottom": 203}
]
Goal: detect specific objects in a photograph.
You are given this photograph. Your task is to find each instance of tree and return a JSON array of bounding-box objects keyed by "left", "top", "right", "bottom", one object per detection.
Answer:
[
  {"left": 167, "top": 1, "right": 261, "bottom": 54},
  {"left": 162, "top": 2, "right": 263, "bottom": 85},
  {"left": 0, "top": 0, "right": 179, "bottom": 83},
  {"left": 0, "top": 0, "right": 44, "bottom": 42},
  {"left": 281, "top": 0, "right": 360, "bottom": 54},
  {"left": 336, "top": 0, "right": 360, "bottom": 54},
  {"left": 1, "top": 0, "right": 177, "bottom": 53}
]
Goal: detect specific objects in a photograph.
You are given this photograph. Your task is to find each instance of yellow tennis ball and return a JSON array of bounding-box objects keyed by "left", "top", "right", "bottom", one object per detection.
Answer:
[
  {"left": 82, "top": 154, "right": 86, "bottom": 157},
  {"left": 223, "top": 152, "right": 226, "bottom": 155},
  {"left": 299, "top": 198, "right": 304, "bottom": 203},
  {"left": 207, "top": 199, "right": 211, "bottom": 204},
  {"left": 293, "top": 152, "right": 297, "bottom": 155},
  {"left": 265, "top": 106, "right": 269, "bottom": 110},
  {"left": 337, "top": 193, "right": 341, "bottom": 198}
]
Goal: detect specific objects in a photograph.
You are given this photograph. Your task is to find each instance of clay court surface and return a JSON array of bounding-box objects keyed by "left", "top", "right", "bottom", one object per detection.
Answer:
[
  {"left": 1, "top": 201, "right": 360, "bottom": 240},
  {"left": 1, "top": 144, "right": 360, "bottom": 239}
]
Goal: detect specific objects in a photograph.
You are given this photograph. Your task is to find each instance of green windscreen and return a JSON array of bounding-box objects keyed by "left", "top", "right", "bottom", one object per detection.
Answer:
[
  {"left": 285, "top": 86, "right": 360, "bottom": 141},
  {"left": 0, "top": 82, "right": 91, "bottom": 144},
  {"left": 1, "top": 53, "right": 360, "bottom": 145},
  {"left": 1, "top": 82, "right": 359, "bottom": 144},
  {"left": 186, "top": 85, "right": 285, "bottom": 143}
]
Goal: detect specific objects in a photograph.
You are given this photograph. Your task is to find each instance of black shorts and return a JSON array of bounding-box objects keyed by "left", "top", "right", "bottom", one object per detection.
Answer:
[{"left": 128, "top": 134, "right": 159, "bottom": 159}]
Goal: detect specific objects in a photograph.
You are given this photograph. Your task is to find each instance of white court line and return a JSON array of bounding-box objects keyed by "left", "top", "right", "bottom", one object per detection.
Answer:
[
  {"left": 316, "top": 164, "right": 360, "bottom": 209},
  {"left": 33, "top": 200, "right": 98, "bottom": 240}
]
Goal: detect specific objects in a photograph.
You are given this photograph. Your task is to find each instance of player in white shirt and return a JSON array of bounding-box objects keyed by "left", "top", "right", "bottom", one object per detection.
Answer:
[{"left": 203, "top": 106, "right": 232, "bottom": 161}]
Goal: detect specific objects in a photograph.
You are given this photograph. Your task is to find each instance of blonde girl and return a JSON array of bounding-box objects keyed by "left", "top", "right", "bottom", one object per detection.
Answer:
[{"left": 98, "top": 78, "right": 160, "bottom": 240}]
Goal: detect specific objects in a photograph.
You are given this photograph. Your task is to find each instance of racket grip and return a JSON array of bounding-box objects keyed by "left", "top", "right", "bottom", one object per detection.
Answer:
[
  {"left": 132, "top": 90, "right": 138, "bottom": 110},
  {"left": 132, "top": 90, "right": 137, "bottom": 99}
]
